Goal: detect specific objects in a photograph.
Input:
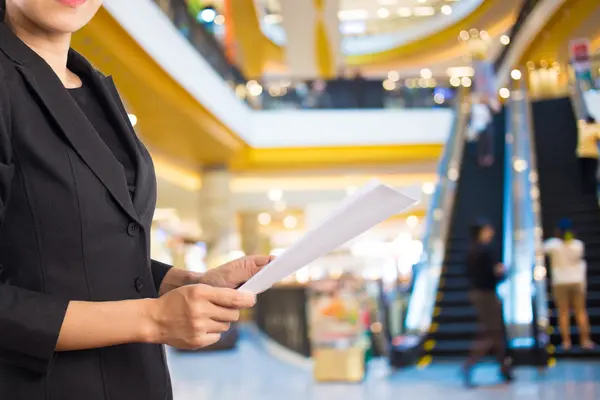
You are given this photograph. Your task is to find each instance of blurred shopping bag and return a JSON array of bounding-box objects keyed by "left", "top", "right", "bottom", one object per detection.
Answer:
[{"left": 313, "top": 347, "right": 365, "bottom": 383}]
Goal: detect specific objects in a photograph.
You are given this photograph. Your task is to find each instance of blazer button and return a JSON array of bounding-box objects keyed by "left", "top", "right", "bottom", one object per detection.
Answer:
[
  {"left": 134, "top": 277, "right": 144, "bottom": 293},
  {"left": 127, "top": 222, "right": 140, "bottom": 237}
]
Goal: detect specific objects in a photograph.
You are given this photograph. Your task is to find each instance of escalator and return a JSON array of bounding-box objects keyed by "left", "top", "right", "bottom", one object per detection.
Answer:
[
  {"left": 532, "top": 97, "right": 600, "bottom": 358},
  {"left": 427, "top": 109, "right": 507, "bottom": 358}
]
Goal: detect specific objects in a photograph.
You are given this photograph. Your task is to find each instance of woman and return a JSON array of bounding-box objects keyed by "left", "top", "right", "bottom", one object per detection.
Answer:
[
  {"left": 544, "top": 219, "right": 593, "bottom": 350},
  {"left": 462, "top": 221, "right": 512, "bottom": 387},
  {"left": 576, "top": 115, "right": 600, "bottom": 195},
  {"left": 0, "top": 1, "right": 271, "bottom": 399}
]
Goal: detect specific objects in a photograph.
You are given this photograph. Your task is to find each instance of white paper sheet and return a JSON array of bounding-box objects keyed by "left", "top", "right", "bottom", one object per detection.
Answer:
[{"left": 238, "top": 179, "right": 421, "bottom": 294}]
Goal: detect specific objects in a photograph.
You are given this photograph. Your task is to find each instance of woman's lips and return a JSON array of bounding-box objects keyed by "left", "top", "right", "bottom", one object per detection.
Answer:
[{"left": 56, "top": 0, "right": 87, "bottom": 7}]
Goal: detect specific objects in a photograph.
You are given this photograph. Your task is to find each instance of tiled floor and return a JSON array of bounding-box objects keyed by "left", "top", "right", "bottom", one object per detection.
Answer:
[{"left": 167, "top": 331, "right": 600, "bottom": 400}]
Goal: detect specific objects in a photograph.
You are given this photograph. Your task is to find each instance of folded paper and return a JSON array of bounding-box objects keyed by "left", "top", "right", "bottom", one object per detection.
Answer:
[{"left": 239, "top": 179, "right": 421, "bottom": 294}]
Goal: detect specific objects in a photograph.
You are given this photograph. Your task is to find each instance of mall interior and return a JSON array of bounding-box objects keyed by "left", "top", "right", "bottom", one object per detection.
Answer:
[{"left": 74, "top": 0, "right": 600, "bottom": 398}]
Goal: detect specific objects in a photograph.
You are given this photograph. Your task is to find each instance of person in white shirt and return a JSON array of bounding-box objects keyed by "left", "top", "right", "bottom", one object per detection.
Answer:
[
  {"left": 577, "top": 115, "right": 600, "bottom": 195},
  {"left": 544, "top": 219, "right": 593, "bottom": 350}
]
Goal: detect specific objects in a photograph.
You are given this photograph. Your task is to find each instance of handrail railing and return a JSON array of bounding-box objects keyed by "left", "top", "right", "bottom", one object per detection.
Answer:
[
  {"left": 150, "top": 0, "right": 247, "bottom": 86},
  {"left": 404, "top": 88, "right": 470, "bottom": 335},
  {"left": 150, "top": 0, "right": 459, "bottom": 111},
  {"left": 494, "top": 0, "right": 543, "bottom": 72},
  {"left": 503, "top": 88, "right": 549, "bottom": 353}
]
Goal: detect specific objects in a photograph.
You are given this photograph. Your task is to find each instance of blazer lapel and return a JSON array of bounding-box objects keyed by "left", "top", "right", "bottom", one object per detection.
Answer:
[
  {"left": 15, "top": 63, "right": 140, "bottom": 224},
  {"left": 90, "top": 72, "right": 151, "bottom": 215}
]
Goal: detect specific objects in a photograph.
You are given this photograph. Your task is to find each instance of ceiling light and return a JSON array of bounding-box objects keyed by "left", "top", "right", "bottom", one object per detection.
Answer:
[
  {"left": 461, "top": 77, "right": 472, "bottom": 87},
  {"left": 383, "top": 79, "right": 396, "bottom": 91},
  {"left": 283, "top": 215, "right": 298, "bottom": 229},
  {"left": 128, "top": 114, "right": 138, "bottom": 127},
  {"left": 441, "top": 5, "right": 452, "bottom": 15},
  {"left": 406, "top": 215, "right": 420, "bottom": 229},
  {"left": 377, "top": 8, "right": 390, "bottom": 18},
  {"left": 422, "top": 182, "right": 435, "bottom": 194},
  {"left": 499, "top": 87, "right": 510, "bottom": 99},
  {"left": 420, "top": 68, "right": 433, "bottom": 79},
  {"left": 199, "top": 8, "right": 217, "bottom": 23},
  {"left": 338, "top": 9, "right": 369, "bottom": 21},
  {"left": 414, "top": 6, "right": 435, "bottom": 16},
  {"left": 511, "top": 69, "right": 522, "bottom": 80},
  {"left": 268, "top": 188, "right": 283, "bottom": 202},
  {"left": 214, "top": 15, "right": 225, "bottom": 25},
  {"left": 500, "top": 35, "right": 510, "bottom": 45},
  {"left": 434, "top": 93, "right": 445, "bottom": 104},
  {"left": 405, "top": 79, "right": 416, "bottom": 89},
  {"left": 388, "top": 70, "right": 400, "bottom": 82},
  {"left": 246, "top": 80, "right": 263, "bottom": 96},
  {"left": 397, "top": 7, "right": 412, "bottom": 17},
  {"left": 459, "top": 30, "right": 470, "bottom": 40},
  {"left": 480, "top": 30, "right": 490, "bottom": 40},
  {"left": 258, "top": 213, "right": 271, "bottom": 226},
  {"left": 449, "top": 76, "right": 461, "bottom": 87},
  {"left": 340, "top": 21, "right": 367, "bottom": 35}
]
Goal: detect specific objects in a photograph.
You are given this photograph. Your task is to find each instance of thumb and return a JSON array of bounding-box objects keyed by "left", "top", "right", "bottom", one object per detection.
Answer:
[{"left": 247, "top": 255, "right": 274, "bottom": 267}]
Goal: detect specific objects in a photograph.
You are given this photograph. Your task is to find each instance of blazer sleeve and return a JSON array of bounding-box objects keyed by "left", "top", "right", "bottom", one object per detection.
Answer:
[
  {"left": 150, "top": 259, "right": 173, "bottom": 293},
  {"left": 0, "top": 65, "right": 70, "bottom": 374}
]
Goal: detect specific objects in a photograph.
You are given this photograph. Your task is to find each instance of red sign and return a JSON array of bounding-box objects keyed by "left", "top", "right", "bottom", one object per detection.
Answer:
[{"left": 570, "top": 39, "right": 590, "bottom": 63}]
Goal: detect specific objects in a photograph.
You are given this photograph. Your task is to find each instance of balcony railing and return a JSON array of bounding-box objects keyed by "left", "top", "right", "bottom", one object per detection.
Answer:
[{"left": 151, "top": 0, "right": 457, "bottom": 111}]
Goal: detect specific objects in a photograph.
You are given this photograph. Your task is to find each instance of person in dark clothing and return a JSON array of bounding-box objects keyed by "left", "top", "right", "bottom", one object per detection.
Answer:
[{"left": 462, "top": 221, "right": 513, "bottom": 387}]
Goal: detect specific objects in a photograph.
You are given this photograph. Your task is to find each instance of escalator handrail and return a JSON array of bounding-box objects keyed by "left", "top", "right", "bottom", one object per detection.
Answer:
[
  {"left": 494, "top": 0, "right": 543, "bottom": 72},
  {"left": 403, "top": 88, "right": 470, "bottom": 335},
  {"left": 504, "top": 88, "right": 549, "bottom": 354}
]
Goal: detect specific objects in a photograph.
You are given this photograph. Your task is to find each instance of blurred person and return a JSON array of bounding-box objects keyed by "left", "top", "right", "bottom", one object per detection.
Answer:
[
  {"left": 351, "top": 68, "right": 367, "bottom": 108},
  {"left": 576, "top": 115, "right": 600, "bottom": 194},
  {"left": 462, "top": 221, "right": 513, "bottom": 387},
  {"left": 0, "top": 1, "right": 272, "bottom": 399},
  {"left": 544, "top": 219, "right": 594, "bottom": 350},
  {"left": 302, "top": 79, "right": 332, "bottom": 109},
  {"left": 468, "top": 99, "right": 495, "bottom": 167}
]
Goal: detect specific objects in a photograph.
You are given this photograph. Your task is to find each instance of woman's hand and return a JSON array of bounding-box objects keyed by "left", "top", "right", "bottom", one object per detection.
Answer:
[
  {"left": 199, "top": 255, "right": 275, "bottom": 289},
  {"left": 148, "top": 284, "right": 255, "bottom": 349},
  {"left": 158, "top": 255, "right": 274, "bottom": 295}
]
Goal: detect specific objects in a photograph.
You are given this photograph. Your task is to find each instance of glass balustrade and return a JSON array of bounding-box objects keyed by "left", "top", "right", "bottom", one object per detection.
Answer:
[
  {"left": 502, "top": 88, "right": 548, "bottom": 351},
  {"left": 403, "top": 88, "right": 469, "bottom": 336}
]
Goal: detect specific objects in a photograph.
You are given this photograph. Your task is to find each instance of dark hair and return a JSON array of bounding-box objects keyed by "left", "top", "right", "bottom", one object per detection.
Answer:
[
  {"left": 469, "top": 218, "right": 491, "bottom": 243},
  {"left": 586, "top": 115, "right": 597, "bottom": 124}
]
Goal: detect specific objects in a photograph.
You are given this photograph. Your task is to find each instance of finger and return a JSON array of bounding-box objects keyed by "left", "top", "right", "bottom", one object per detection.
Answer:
[
  {"left": 207, "top": 287, "right": 256, "bottom": 309},
  {"left": 195, "top": 333, "right": 221, "bottom": 348},
  {"left": 205, "top": 320, "right": 231, "bottom": 334},
  {"left": 208, "top": 303, "right": 240, "bottom": 322},
  {"left": 247, "top": 255, "right": 273, "bottom": 267}
]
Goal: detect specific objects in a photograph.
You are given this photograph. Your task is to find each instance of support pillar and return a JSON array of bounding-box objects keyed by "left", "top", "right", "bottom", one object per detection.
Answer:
[{"left": 200, "top": 165, "right": 237, "bottom": 269}]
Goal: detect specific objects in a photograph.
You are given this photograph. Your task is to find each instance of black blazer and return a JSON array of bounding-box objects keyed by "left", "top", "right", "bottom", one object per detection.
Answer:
[{"left": 0, "top": 18, "right": 174, "bottom": 400}]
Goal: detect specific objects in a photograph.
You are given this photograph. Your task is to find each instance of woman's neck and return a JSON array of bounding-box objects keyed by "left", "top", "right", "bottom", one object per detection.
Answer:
[{"left": 5, "top": 10, "right": 78, "bottom": 87}]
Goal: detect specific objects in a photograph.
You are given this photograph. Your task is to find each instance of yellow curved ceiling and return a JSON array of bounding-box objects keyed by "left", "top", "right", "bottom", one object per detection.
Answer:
[
  {"left": 519, "top": 0, "right": 600, "bottom": 65},
  {"left": 240, "top": 0, "right": 518, "bottom": 75},
  {"left": 72, "top": 7, "right": 443, "bottom": 174}
]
